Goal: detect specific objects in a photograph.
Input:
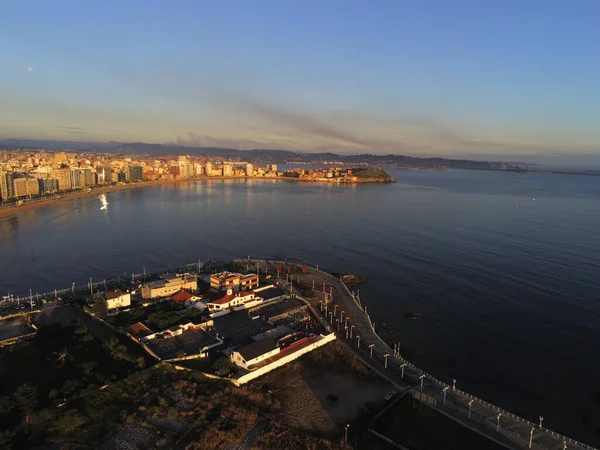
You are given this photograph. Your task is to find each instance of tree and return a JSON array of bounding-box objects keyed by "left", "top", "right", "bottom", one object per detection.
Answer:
[
  {"left": 13, "top": 384, "right": 38, "bottom": 419},
  {"left": 0, "top": 396, "right": 13, "bottom": 417},
  {"left": 61, "top": 379, "right": 82, "bottom": 398},
  {"left": 213, "top": 357, "right": 233, "bottom": 377},
  {"left": 93, "top": 296, "right": 108, "bottom": 319}
]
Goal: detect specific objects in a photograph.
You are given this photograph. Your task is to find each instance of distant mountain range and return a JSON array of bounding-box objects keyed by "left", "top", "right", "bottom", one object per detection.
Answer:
[{"left": 0, "top": 138, "right": 528, "bottom": 170}]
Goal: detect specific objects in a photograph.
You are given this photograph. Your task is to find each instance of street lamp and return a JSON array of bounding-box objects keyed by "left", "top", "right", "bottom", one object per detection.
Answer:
[
  {"left": 344, "top": 424, "right": 349, "bottom": 445},
  {"left": 496, "top": 413, "right": 502, "bottom": 433},
  {"left": 329, "top": 312, "right": 333, "bottom": 322},
  {"left": 419, "top": 374, "right": 425, "bottom": 391},
  {"left": 452, "top": 379, "right": 457, "bottom": 392},
  {"left": 345, "top": 317, "right": 348, "bottom": 328},
  {"left": 334, "top": 305, "right": 338, "bottom": 316},
  {"left": 350, "top": 325, "right": 354, "bottom": 339},
  {"left": 345, "top": 327, "right": 349, "bottom": 339},
  {"left": 356, "top": 335, "right": 360, "bottom": 349},
  {"left": 384, "top": 353, "right": 390, "bottom": 369},
  {"left": 443, "top": 386, "right": 448, "bottom": 405},
  {"left": 340, "top": 311, "right": 345, "bottom": 321},
  {"left": 539, "top": 416, "right": 544, "bottom": 430},
  {"left": 400, "top": 363, "right": 407, "bottom": 379},
  {"left": 468, "top": 400, "right": 474, "bottom": 419},
  {"left": 529, "top": 427, "right": 535, "bottom": 449},
  {"left": 369, "top": 344, "right": 375, "bottom": 358},
  {"left": 336, "top": 318, "right": 340, "bottom": 331}
]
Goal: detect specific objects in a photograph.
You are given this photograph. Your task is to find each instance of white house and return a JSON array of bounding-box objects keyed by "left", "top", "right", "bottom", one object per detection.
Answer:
[
  {"left": 104, "top": 289, "right": 131, "bottom": 310},
  {"left": 206, "top": 289, "right": 259, "bottom": 312},
  {"left": 230, "top": 338, "right": 280, "bottom": 369}
]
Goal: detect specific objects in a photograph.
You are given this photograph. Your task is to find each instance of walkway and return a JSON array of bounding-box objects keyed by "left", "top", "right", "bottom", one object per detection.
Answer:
[{"left": 251, "top": 259, "right": 595, "bottom": 450}]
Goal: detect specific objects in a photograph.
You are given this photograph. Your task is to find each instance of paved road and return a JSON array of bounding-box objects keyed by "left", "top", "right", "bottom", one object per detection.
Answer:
[{"left": 253, "top": 260, "right": 594, "bottom": 450}]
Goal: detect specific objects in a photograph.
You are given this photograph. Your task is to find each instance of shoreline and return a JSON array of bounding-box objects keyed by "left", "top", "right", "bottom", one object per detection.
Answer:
[{"left": 0, "top": 175, "right": 394, "bottom": 222}]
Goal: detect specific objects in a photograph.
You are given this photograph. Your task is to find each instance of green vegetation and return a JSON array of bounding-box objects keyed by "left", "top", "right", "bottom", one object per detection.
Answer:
[
  {"left": 353, "top": 167, "right": 395, "bottom": 181},
  {"left": 0, "top": 319, "right": 148, "bottom": 448},
  {"left": 213, "top": 357, "right": 234, "bottom": 377},
  {"left": 93, "top": 296, "right": 108, "bottom": 319},
  {"left": 109, "top": 301, "right": 187, "bottom": 329}
]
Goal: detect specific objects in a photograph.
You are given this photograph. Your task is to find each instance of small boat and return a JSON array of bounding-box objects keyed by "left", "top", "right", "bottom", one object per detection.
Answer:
[
  {"left": 404, "top": 312, "right": 421, "bottom": 320},
  {"left": 341, "top": 274, "right": 368, "bottom": 285}
]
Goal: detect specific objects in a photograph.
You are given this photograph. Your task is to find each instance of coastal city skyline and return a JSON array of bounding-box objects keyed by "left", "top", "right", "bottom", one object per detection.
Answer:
[{"left": 2, "top": 1, "right": 600, "bottom": 159}]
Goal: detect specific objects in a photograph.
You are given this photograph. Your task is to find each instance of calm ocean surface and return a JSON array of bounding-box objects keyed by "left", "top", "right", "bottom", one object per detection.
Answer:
[{"left": 1, "top": 169, "right": 600, "bottom": 445}]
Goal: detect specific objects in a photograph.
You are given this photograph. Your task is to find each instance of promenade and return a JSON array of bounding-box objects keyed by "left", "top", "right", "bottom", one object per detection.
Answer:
[{"left": 254, "top": 259, "right": 595, "bottom": 450}]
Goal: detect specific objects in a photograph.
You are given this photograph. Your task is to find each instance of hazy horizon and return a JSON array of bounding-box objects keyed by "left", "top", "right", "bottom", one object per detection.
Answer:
[{"left": 1, "top": 1, "right": 600, "bottom": 160}]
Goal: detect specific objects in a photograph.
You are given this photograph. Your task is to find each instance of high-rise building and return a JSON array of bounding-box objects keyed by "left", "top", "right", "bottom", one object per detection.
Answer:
[
  {"left": 223, "top": 163, "right": 233, "bottom": 177},
  {"left": 14, "top": 177, "right": 40, "bottom": 197},
  {"left": 117, "top": 171, "right": 127, "bottom": 182},
  {"left": 82, "top": 168, "right": 94, "bottom": 186},
  {"left": 271, "top": 164, "right": 278, "bottom": 172},
  {"left": 38, "top": 178, "right": 59, "bottom": 194},
  {"left": 52, "top": 168, "right": 72, "bottom": 190},
  {"left": 4, "top": 172, "right": 15, "bottom": 199},
  {"left": 70, "top": 169, "right": 82, "bottom": 189},
  {"left": 246, "top": 163, "right": 254, "bottom": 177},
  {"left": 205, "top": 161, "right": 213, "bottom": 176},
  {"left": 0, "top": 170, "right": 9, "bottom": 200},
  {"left": 129, "top": 165, "right": 143, "bottom": 182},
  {"left": 100, "top": 167, "right": 112, "bottom": 184}
]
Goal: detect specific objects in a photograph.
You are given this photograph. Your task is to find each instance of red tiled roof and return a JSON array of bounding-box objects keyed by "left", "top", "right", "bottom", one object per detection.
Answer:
[
  {"left": 208, "top": 293, "right": 236, "bottom": 305},
  {"left": 105, "top": 289, "right": 124, "bottom": 300},
  {"left": 171, "top": 290, "right": 193, "bottom": 302},
  {"left": 125, "top": 321, "right": 152, "bottom": 337}
]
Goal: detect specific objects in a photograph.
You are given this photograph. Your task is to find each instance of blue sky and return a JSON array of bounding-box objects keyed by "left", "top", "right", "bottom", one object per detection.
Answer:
[{"left": 1, "top": 0, "right": 599, "bottom": 157}]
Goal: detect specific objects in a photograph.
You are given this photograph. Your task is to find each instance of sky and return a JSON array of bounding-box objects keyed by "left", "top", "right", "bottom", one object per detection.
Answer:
[{"left": 1, "top": 0, "right": 600, "bottom": 159}]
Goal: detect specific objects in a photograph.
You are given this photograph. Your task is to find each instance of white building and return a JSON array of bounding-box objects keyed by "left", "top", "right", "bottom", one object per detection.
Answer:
[
  {"left": 231, "top": 338, "right": 280, "bottom": 369},
  {"left": 223, "top": 163, "right": 233, "bottom": 177},
  {"left": 104, "top": 289, "right": 131, "bottom": 310},
  {"left": 205, "top": 161, "right": 213, "bottom": 176},
  {"left": 141, "top": 273, "right": 197, "bottom": 300},
  {"left": 246, "top": 163, "right": 254, "bottom": 177}
]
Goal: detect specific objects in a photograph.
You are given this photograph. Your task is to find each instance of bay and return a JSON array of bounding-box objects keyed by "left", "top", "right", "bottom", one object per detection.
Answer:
[{"left": 1, "top": 169, "right": 600, "bottom": 446}]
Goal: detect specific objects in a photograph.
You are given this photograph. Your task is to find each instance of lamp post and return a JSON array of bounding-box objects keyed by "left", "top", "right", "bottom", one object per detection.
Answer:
[
  {"left": 350, "top": 325, "right": 354, "bottom": 339},
  {"left": 468, "top": 400, "right": 474, "bottom": 419},
  {"left": 345, "top": 327, "right": 349, "bottom": 339},
  {"left": 344, "top": 424, "right": 350, "bottom": 445},
  {"left": 452, "top": 379, "right": 457, "bottom": 392},
  {"left": 345, "top": 317, "right": 348, "bottom": 328},
  {"left": 539, "top": 416, "right": 544, "bottom": 430},
  {"left": 400, "top": 363, "right": 407, "bottom": 379},
  {"left": 529, "top": 427, "right": 535, "bottom": 448},
  {"left": 356, "top": 335, "right": 360, "bottom": 349},
  {"left": 369, "top": 344, "right": 375, "bottom": 358},
  {"left": 384, "top": 353, "right": 390, "bottom": 369},
  {"left": 419, "top": 374, "right": 425, "bottom": 392},
  {"left": 329, "top": 312, "right": 333, "bottom": 323},
  {"left": 336, "top": 318, "right": 340, "bottom": 331},
  {"left": 340, "top": 311, "right": 345, "bottom": 321},
  {"left": 334, "top": 305, "right": 338, "bottom": 316},
  {"left": 443, "top": 386, "right": 448, "bottom": 405},
  {"left": 496, "top": 413, "right": 502, "bottom": 433}
]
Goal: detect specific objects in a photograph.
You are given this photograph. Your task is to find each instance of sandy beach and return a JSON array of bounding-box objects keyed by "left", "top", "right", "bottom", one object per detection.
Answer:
[{"left": 0, "top": 179, "right": 194, "bottom": 222}]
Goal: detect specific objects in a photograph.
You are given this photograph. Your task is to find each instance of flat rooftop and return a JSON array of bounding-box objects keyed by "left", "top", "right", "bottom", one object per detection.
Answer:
[
  {"left": 145, "top": 328, "right": 219, "bottom": 360},
  {"left": 212, "top": 311, "right": 274, "bottom": 347},
  {"left": 249, "top": 297, "right": 306, "bottom": 321}
]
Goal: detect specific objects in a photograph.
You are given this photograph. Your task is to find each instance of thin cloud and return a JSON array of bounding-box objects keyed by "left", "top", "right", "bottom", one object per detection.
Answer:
[{"left": 27, "top": 66, "right": 34, "bottom": 72}]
